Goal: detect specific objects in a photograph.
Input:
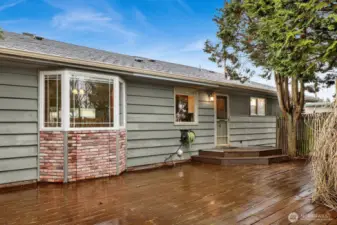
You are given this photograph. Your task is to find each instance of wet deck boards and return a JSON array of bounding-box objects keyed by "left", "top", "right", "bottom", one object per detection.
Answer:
[{"left": 0, "top": 161, "right": 335, "bottom": 225}]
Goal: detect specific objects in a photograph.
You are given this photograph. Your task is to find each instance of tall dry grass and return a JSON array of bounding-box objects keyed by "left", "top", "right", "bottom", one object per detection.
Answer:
[{"left": 310, "top": 103, "right": 337, "bottom": 209}]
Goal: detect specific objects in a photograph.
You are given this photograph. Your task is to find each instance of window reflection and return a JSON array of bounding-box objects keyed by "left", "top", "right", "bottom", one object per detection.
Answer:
[
  {"left": 44, "top": 75, "right": 62, "bottom": 127},
  {"left": 70, "top": 76, "right": 114, "bottom": 127}
]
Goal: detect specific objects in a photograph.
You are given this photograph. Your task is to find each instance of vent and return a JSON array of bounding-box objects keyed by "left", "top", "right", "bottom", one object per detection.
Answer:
[
  {"left": 134, "top": 57, "right": 144, "bottom": 62},
  {"left": 22, "top": 32, "right": 44, "bottom": 40},
  {"left": 22, "top": 32, "right": 35, "bottom": 37},
  {"left": 35, "top": 36, "right": 44, "bottom": 40}
]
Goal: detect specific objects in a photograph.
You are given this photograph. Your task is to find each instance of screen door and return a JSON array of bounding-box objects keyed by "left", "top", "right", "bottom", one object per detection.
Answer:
[{"left": 216, "top": 95, "right": 229, "bottom": 145}]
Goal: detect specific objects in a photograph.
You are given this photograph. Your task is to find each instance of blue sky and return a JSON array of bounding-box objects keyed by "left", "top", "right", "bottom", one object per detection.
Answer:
[{"left": 0, "top": 0, "right": 333, "bottom": 99}]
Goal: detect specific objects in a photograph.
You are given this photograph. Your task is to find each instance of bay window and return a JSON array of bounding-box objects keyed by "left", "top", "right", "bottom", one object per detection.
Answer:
[
  {"left": 174, "top": 87, "right": 198, "bottom": 125},
  {"left": 40, "top": 70, "right": 126, "bottom": 130}
]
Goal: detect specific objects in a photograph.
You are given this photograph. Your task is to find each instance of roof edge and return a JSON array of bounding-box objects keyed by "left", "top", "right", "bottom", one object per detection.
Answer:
[{"left": 0, "top": 47, "right": 276, "bottom": 95}]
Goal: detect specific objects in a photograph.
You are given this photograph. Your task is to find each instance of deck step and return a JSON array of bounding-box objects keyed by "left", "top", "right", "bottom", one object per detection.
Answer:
[
  {"left": 199, "top": 148, "right": 283, "bottom": 158},
  {"left": 191, "top": 155, "right": 289, "bottom": 165}
]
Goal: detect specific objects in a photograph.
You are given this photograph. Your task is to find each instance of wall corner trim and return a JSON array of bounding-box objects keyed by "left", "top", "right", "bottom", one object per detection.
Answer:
[
  {"left": 63, "top": 132, "right": 68, "bottom": 183},
  {"left": 116, "top": 131, "right": 120, "bottom": 175}
]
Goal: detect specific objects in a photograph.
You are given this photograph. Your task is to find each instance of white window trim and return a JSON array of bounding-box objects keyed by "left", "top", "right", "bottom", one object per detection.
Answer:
[
  {"left": 250, "top": 97, "right": 266, "bottom": 116},
  {"left": 174, "top": 87, "right": 199, "bottom": 126},
  {"left": 119, "top": 78, "right": 127, "bottom": 129},
  {"left": 39, "top": 70, "right": 65, "bottom": 131},
  {"left": 39, "top": 69, "right": 126, "bottom": 131}
]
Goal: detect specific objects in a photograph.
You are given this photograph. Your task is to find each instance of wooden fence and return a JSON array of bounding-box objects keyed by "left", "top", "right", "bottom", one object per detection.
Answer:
[{"left": 276, "top": 114, "right": 325, "bottom": 157}]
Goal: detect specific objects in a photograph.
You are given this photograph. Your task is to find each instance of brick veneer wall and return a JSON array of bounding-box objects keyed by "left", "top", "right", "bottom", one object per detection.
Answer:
[
  {"left": 118, "top": 130, "right": 127, "bottom": 173},
  {"left": 68, "top": 130, "right": 117, "bottom": 182},
  {"left": 39, "top": 131, "right": 64, "bottom": 183},
  {"left": 40, "top": 130, "right": 127, "bottom": 183}
]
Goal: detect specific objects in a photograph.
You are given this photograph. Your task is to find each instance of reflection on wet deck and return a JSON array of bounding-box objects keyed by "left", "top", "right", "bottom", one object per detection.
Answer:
[{"left": 0, "top": 161, "right": 335, "bottom": 225}]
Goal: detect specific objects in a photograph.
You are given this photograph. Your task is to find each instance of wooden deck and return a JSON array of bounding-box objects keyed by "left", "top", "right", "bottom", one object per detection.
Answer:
[{"left": 0, "top": 161, "right": 336, "bottom": 225}]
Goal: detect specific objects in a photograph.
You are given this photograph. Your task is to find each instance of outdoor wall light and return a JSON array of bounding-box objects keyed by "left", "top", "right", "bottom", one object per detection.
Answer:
[{"left": 207, "top": 91, "right": 214, "bottom": 101}]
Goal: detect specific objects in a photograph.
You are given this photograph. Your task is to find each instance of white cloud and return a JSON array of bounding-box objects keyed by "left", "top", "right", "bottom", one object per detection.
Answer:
[
  {"left": 134, "top": 8, "right": 148, "bottom": 27},
  {"left": 51, "top": 9, "right": 137, "bottom": 41},
  {"left": 0, "top": 0, "right": 24, "bottom": 12},
  {"left": 0, "top": 18, "right": 28, "bottom": 25},
  {"left": 181, "top": 39, "right": 206, "bottom": 52},
  {"left": 45, "top": 0, "right": 136, "bottom": 43},
  {"left": 52, "top": 10, "right": 112, "bottom": 29},
  {"left": 176, "top": 0, "right": 193, "bottom": 13}
]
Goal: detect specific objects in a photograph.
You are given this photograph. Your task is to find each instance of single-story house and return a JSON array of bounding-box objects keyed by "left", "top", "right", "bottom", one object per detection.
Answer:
[
  {"left": 304, "top": 102, "right": 332, "bottom": 114},
  {"left": 0, "top": 31, "right": 280, "bottom": 186}
]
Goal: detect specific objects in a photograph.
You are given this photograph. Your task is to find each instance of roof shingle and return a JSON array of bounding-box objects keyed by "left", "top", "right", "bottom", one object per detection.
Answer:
[{"left": 0, "top": 31, "right": 276, "bottom": 92}]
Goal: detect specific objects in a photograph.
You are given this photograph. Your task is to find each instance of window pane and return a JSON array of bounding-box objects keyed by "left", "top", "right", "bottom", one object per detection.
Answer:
[
  {"left": 217, "top": 96, "right": 228, "bottom": 119},
  {"left": 250, "top": 98, "right": 257, "bottom": 115},
  {"left": 119, "top": 81, "right": 124, "bottom": 127},
  {"left": 70, "top": 76, "right": 114, "bottom": 127},
  {"left": 257, "top": 98, "right": 266, "bottom": 116},
  {"left": 176, "top": 94, "right": 195, "bottom": 122},
  {"left": 44, "top": 75, "right": 62, "bottom": 127}
]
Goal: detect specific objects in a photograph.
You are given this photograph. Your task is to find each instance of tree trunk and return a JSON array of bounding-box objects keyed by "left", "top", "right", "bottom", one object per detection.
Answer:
[
  {"left": 287, "top": 114, "right": 297, "bottom": 157},
  {"left": 274, "top": 73, "right": 304, "bottom": 158}
]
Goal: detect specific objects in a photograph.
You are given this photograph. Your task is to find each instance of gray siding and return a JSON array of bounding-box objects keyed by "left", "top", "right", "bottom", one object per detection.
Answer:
[
  {"left": 126, "top": 82, "right": 215, "bottom": 167},
  {"left": 0, "top": 65, "right": 38, "bottom": 184},
  {"left": 228, "top": 92, "right": 278, "bottom": 147},
  {"left": 229, "top": 116, "right": 276, "bottom": 147},
  {"left": 229, "top": 91, "right": 279, "bottom": 116},
  {"left": 126, "top": 82, "right": 280, "bottom": 167}
]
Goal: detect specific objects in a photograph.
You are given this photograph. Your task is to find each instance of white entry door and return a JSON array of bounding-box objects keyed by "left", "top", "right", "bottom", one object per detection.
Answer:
[{"left": 216, "top": 95, "right": 229, "bottom": 145}]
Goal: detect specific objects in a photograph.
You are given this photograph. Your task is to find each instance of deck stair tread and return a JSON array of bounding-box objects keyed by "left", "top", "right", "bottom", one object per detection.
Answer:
[
  {"left": 192, "top": 155, "right": 288, "bottom": 160},
  {"left": 223, "top": 148, "right": 281, "bottom": 152},
  {"left": 199, "top": 148, "right": 281, "bottom": 152},
  {"left": 192, "top": 146, "right": 288, "bottom": 165}
]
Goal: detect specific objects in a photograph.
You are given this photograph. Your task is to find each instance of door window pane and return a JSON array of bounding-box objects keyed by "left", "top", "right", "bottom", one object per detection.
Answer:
[
  {"left": 44, "top": 75, "right": 62, "bottom": 127},
  {"left": 217, "top": 96, "right": 227, "bottom": 119}
]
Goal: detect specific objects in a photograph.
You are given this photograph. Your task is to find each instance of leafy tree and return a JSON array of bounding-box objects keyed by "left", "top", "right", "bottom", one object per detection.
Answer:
[
  {"left": 205, "top": 0, "right": 337, "bottom": 157},
  {"left": 0, "top": 28, "right": 3, "bottom": 39}
]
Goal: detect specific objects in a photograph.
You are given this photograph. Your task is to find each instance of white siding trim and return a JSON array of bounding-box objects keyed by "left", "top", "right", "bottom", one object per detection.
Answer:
[
  {"left": 63, "top": 70, "right": 70, "bottom": 130},
  {"left": 114, "top": 77, "right": 119, "bottom": 130},
  {"left": 119, "top": 78, "right": 127, "bottom": 129}
]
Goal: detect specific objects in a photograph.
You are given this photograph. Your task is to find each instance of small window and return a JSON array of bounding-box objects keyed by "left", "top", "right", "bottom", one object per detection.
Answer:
[
  {"left": 250, "top": 97, "right": 266, "bottom": 116},
  {"left": 175, "top": 88, "right": 198, "bottom": 124},
  {"left": 44, "top": 74, "right": 62, "bottom": 127},
  {"left": 69, "top": 75, "right": 114, "bottom": 128}
]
